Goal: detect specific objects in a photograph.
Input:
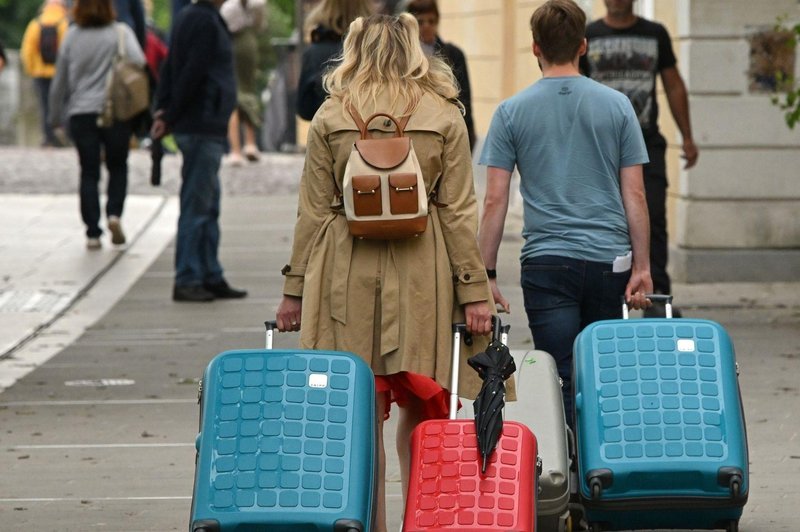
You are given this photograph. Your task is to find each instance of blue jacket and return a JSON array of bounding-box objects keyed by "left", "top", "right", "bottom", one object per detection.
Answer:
[
  {"left": 155, "top": 1, "right": 236, "bottom": 138},
  {"left": 113, "top": 0, "right": 146, "bottom": 48}
]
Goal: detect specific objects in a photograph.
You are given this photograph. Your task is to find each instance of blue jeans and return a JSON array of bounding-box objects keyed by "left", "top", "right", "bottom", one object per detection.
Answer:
[
  {"left": 34, "top": 78, "right": 59, "bottom": 146},
  {"left": 69, "top": 114, "right": 131, "bottom": 238},
  {"left": 521, "top": 255, "right": 630, "bottom": 423},
  {"left": 174, "top": 134, "right": 225, "bottom": 287}
]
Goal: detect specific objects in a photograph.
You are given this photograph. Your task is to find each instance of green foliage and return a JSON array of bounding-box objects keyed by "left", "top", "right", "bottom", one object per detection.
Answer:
[
  {"left": 256, "top": 0, "right": 296, "bottom": 91},
  {"left": 0, "top": 0, "right": 42, "bottom": 49},
  {"left": 772, "top": 20, "right": 800, "bottom": 129},
  {"left": 150, "top": 0, "right": 171, "bottom": 33}
]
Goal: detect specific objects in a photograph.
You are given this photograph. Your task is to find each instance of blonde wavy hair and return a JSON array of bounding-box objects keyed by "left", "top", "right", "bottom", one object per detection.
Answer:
[
  {"left": 304, "top": 0, "right": 373, "bottom": 39},
  {"left": 323, "top": 13, "right": 461, "bottom": 115}
]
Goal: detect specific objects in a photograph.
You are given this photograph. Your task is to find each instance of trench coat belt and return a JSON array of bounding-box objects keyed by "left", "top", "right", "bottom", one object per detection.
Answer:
[{"left": 329, "top": 214, "right": 400, "bottom": 357}]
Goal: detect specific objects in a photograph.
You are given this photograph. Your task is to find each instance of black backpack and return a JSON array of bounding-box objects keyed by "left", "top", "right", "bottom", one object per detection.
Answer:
[{"left": 39, "top": 18, "right": 62, "bottom": 65}]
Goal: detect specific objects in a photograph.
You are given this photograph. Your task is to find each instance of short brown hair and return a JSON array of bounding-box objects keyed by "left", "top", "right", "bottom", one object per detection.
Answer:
[
  {"left": 405, "top": 0, "right": 439, "bottom": 20},
  {"left": 529, "top": 0, "right": 586, "bottom": 64},
  {"left": 72, "top": 0, "right": 116, "bottom": 27}
]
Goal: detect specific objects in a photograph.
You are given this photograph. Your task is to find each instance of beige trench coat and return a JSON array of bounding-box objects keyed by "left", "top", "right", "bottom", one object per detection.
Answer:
[{"left": 282, "top": 92, "right": 513, "bottom": 401}]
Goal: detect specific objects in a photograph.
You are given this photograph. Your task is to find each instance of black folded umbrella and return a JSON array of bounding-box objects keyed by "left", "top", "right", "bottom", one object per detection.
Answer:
[{"left": 467, "top": 319, "right": 515, "bottom": 473}]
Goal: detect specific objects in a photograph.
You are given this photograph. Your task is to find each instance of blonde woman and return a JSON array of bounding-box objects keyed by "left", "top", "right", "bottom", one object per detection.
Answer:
[
  {"left": 296, "top": 0, "right": 373, "bottom": 120},
  {"left": 276, "top": 14, "right": 493, "bottom": 530}
]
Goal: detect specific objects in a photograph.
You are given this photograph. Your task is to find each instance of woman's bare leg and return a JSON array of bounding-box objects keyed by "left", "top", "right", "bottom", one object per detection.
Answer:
[
  {"left": 374, "top": 392, "right": 388, "bottom": 532},
  {"left": 396, "top": 397, "right": 426, "bottom": 507},
  {"left": 227, "top": 111, "right": 242, "bottom": 158}
]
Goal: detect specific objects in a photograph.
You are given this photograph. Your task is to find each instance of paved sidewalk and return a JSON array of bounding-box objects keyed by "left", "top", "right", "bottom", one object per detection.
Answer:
[{"left": 0, "top": 147, "right": 798, "bottom": 530}]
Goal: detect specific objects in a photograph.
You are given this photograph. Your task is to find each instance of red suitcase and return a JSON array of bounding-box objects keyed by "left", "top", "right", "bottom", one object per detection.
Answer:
[{"left": 402, "top": 323, "right": 539, "bottom": 532}]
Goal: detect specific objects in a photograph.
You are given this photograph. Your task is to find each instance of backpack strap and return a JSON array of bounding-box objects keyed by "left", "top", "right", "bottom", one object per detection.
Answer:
[{"left": 115, "top": 23, "right": 127, "bottom": 60}]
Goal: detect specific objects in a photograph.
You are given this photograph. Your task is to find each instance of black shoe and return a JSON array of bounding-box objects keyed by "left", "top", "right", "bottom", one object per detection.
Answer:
[
  {"left": 204, "top": 280, "right": 248, "bottom": 299},
  {"left": 173, "top": 284, "right": 215, "bottom": 302}
]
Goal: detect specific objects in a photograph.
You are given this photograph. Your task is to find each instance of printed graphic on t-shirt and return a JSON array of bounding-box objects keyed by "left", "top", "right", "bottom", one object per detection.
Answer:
[{"left": 584, "top": 35, "right": 658, "bottom": 130}]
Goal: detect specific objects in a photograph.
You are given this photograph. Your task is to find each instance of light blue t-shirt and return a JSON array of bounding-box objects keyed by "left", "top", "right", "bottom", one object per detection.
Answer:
[{"left": 480, "top": 75, "right": 648, "bottom": 264}]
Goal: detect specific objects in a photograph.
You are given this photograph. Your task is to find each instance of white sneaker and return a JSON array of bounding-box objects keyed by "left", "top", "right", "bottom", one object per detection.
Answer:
[
  {"left": 108, "top": 216, "right": 126, "bottom": 245},
  {"left": 225, "top": 153, "right": 245, "bottom": 167},
  {"left": 86, "top": 237, "right": 101, "bottom": 250}
]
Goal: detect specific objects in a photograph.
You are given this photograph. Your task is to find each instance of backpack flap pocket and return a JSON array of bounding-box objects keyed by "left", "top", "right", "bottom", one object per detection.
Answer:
[
  {"left": 388, "top": 173, "right": 422, "bottom": 215},
  {"left": 355, "top": 137, "right": 410, "bottom": 169},
  {"left": 352, "top": 175, "right": 382, "bottom": 216}
]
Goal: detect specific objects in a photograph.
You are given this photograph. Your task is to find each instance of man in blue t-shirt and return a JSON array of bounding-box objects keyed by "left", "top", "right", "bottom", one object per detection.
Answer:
[
  {"left": 478, "top": 0, "right": 653, "bottom": 419},
  {"left": 580, "top": 0, "right": 699, "bottom": 315}
]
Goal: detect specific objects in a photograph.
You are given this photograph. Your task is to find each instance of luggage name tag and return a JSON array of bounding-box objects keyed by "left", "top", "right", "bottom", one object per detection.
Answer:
[{"left": 309, "top": 373, "right": 329, "bottom": 388}]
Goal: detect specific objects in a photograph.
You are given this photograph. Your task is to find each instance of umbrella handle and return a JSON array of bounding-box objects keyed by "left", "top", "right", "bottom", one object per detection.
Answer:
[
  {"left": 491, "top": 315, "right": 510, "bottom": 343},
  {"left": 450, "top": 324, "right": 468, "bottom": 419}
]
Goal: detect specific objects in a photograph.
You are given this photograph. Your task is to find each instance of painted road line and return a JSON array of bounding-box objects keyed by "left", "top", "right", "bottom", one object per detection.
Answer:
[
  {"left": 0, "top": 496, "right": 191, "bottom": 502},
  {"left": 9, "top": 443, "right": 194, "bottom": 450},
  {"left": 0, "top": 399, "right": 196, "bottom": 406}
]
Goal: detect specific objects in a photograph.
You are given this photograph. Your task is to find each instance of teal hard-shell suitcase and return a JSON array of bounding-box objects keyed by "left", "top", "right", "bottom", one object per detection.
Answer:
[
  {"left": 190, "top": 323, "right": 377, "bottom": 532},
  {"left": 573, "top": 297, "right": 748, "bottom": 531}
]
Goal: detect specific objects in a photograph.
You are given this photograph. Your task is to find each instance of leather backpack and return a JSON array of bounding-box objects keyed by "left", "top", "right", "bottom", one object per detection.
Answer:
[{"left": 339, "top": 106, "right": 430, "bottom": 240}]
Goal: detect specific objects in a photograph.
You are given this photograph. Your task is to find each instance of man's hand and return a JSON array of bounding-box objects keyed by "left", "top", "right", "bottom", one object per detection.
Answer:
[
  {"left": 624, "top": 266, "right": 654, "bottom": 311},
  {"left": 490, "top": 279, "right": 510, "bottom": 314},
  {"left": 276, "top": 295, "right": 302, "bottom": 332},
  {"left": 150, "top": 110, "right": 169, "bottom": 140},
  {"left": 682, "top": 138, "right": 699, "bottom": 169},
  {"left": 464, "top": 300, "right": 493, "bottom": 336}
]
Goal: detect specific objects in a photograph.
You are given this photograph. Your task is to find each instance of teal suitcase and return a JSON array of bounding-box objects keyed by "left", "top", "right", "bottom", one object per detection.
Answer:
[
  {"left": 573, "top": 296, "right": 748, "bottom": 531},
  {"left": 190, "top": 322, "right": 377, "bottom": 531}
]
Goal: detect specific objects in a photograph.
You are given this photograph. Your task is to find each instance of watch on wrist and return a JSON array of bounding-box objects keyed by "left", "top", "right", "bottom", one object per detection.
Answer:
[{"left": 486, "top": 269, "right": 497, "bottom": 279}]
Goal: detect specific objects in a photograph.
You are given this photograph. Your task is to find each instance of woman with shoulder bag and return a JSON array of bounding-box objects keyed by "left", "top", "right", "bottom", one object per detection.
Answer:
[
  {"left": 49, "top": 0, "right": 145, "bottom": 250},
  {"left": 275, "top": 14, "right": 494, "bottom": 531}
]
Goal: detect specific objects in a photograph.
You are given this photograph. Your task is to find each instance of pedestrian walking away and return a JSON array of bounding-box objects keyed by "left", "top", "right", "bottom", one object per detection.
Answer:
[
  {"left": 478, "top": 0, "right": 653, "bottom": 423},
  {"left": 20, "top": 0, "right": 70, "bottom": 148},
  {"left": 275, "top": 13, "right": 495, "bottom": 531},
  {"left": 581, "top": 0, "right": 699, "bottom": 316},
  {"left": 405, "top": 0, "right": 477, "bottom": 151},
  {"left": 220, "top": 0, "right": 266, "bottom": 166},
  {"left": 295, "top": 0, "right": 374, "bottom": 121},
  {"left": 48, "top": 0, "right": 146, "bottom": 250},
  {"left": 151, "top": 0, "right": 248, "bottom": 303}
]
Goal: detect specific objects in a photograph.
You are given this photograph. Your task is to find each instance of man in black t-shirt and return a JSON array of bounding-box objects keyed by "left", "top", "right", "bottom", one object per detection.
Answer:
[{"left": 581, "top": 0, "right": 698, "bottom": 314}]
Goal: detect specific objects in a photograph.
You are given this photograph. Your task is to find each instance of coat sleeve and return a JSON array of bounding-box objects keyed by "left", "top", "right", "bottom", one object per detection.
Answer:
[
  {"left": 122, "top": 24, "right": 146, "bottom": 66},
  {"left": 437, "top": 104, "right": 490, "bottom": 305},
  {"left": 296, "top": 47, "right": 329, "bottom": 121},
  {"left": 282, "top": 109, "right": 338, "bottom": 296},
  {"left": 20, "top": 20, "right": 38, "bottom": 76},
  {"left": 161, "top": 14, "right": 217, "bottom": 126}
]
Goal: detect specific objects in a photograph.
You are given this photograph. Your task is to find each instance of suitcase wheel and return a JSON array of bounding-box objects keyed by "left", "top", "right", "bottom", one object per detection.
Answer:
[
  {"left": 730, "top": 477, "right": 742, "bottom": 499},
  {"left": 590, "top": 523, "right": 602, "bottom": 532},
  {"left": 727, "top": 520, "right": 739, "bottom": 532}
]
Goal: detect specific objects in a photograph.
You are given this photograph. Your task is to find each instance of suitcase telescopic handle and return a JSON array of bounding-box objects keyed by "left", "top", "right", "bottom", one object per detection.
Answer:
[
  {"left": 264, "top": 320, "right": 277, "bottom": 349},
  {"left": 449, "top": 317, "right": 507, "bottom": 419},
  {"left": 450, "top": 323, "right": 468, "bottom": 419},
  {"left": 621, "top": 294, "right": 673, "bottom": 319}
]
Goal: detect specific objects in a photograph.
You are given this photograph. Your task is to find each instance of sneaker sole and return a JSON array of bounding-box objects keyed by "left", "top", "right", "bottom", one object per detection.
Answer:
[{"left": 108, "top": 219, "right": 126, "bottom": 245}]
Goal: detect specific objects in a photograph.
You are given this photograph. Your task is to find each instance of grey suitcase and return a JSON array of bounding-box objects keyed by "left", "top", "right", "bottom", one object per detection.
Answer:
[{"left": 459, "top": 338, "right": 571, "bottom": 531}]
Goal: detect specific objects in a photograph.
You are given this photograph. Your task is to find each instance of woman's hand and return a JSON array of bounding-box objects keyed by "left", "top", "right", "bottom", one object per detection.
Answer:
[
  {"left": 464, "top": 300, "right": 493, "bottom": 336},
  {"left": 276, "top": 295, "right": 302, "bottom": 332}
]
